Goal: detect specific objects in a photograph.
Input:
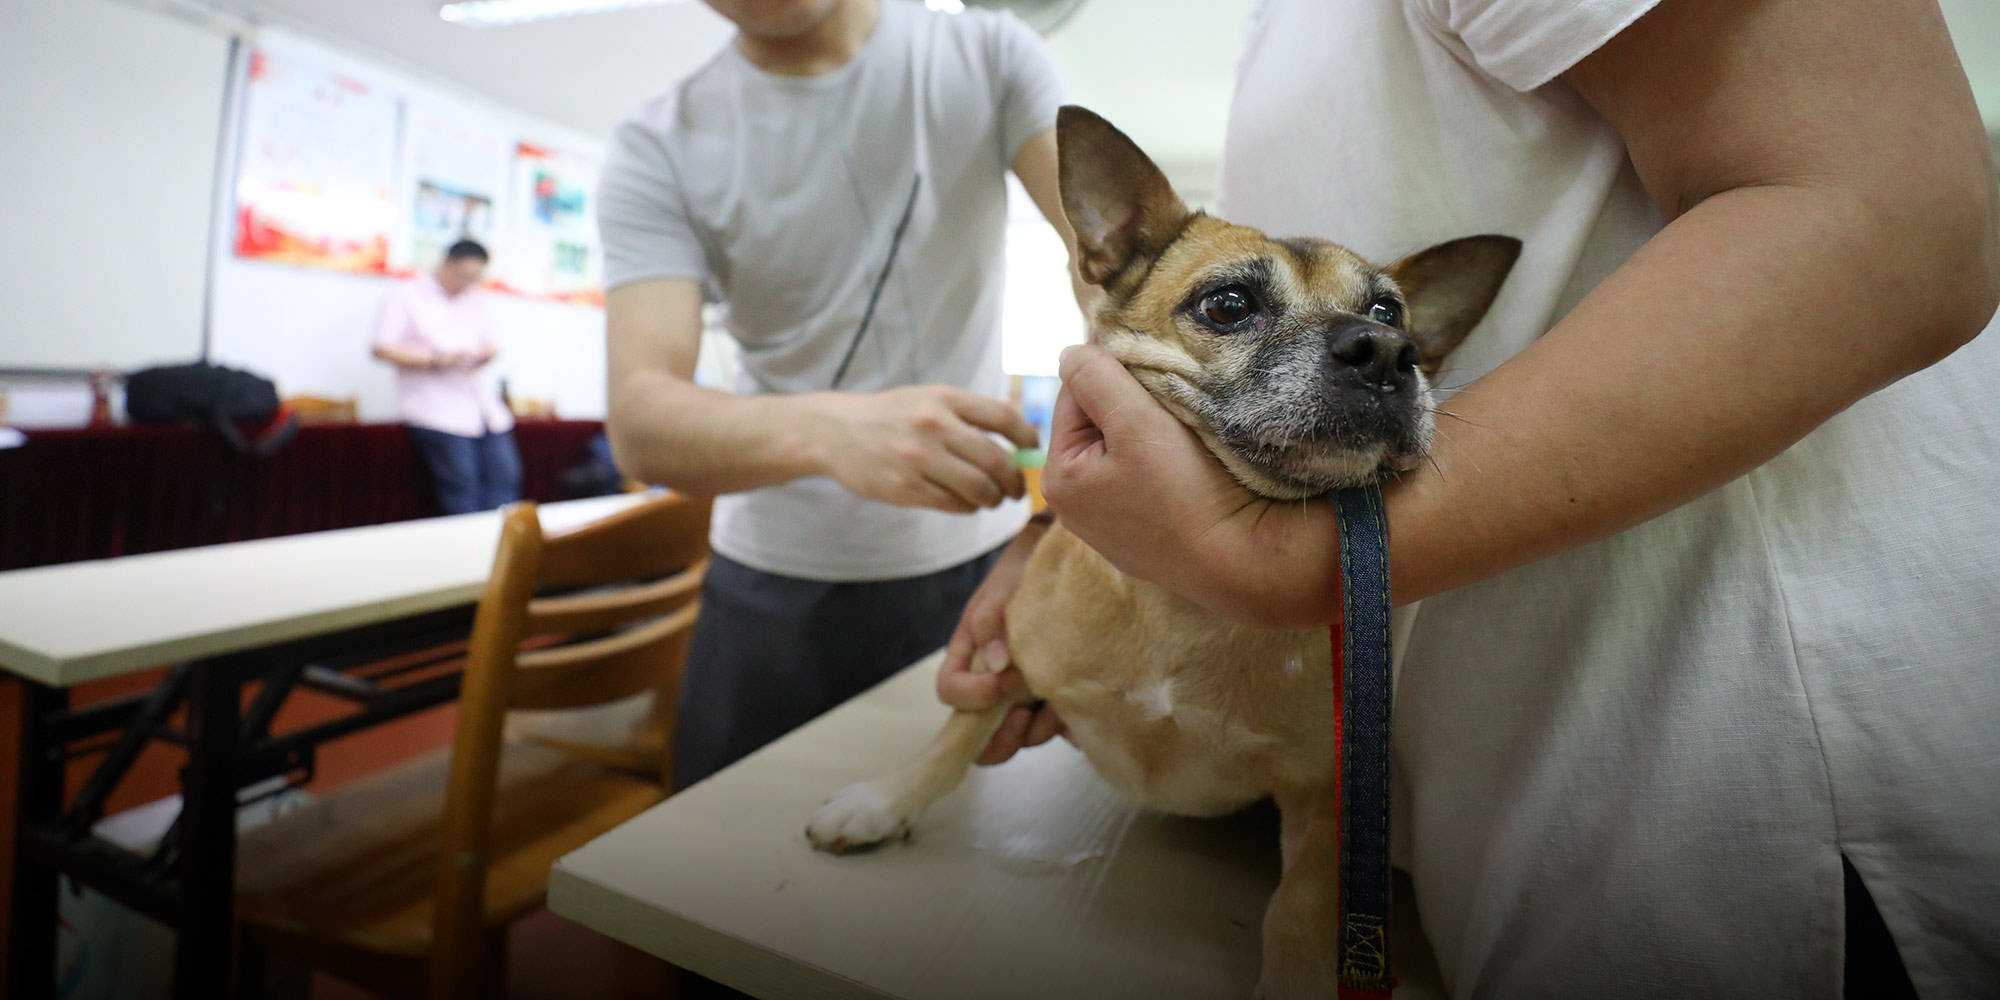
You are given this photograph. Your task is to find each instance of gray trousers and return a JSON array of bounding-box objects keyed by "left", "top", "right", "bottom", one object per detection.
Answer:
[{"left": 671, "top": 546, "right": 1003, "bottom": 790}]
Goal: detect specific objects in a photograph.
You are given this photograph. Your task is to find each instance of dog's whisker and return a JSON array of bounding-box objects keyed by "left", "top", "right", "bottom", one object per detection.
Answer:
[{"left": 1428, "top": 424, "right": 1488, "bottom": 477}]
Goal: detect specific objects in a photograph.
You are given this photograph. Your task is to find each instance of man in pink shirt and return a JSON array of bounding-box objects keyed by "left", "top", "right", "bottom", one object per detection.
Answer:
[{"left": 371, "top": 239, "right": 521, "bottom": 514}]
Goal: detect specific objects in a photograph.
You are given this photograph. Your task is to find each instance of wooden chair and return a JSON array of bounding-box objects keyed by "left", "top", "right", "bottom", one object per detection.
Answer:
[
  {"left": 508, "top": 396, "right": 558, "bottom": 421},
  {"left": 283, "top": 395, "right": 360, "bottom": 424},
  {"left": 233, "top": 493, "right": 711, "bottom": 998}
]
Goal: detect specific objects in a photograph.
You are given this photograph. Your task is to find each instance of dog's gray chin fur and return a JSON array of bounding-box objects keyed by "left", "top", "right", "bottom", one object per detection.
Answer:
[
  {"left": 1204, "top": 410, "right": 1434, "bottom": 500},
  {"left": 1187, "top": 352, "right": 1437, "bottom": 500},
  {"left": 1107, "top": 337, "right": 1436, "bottom": 500}
]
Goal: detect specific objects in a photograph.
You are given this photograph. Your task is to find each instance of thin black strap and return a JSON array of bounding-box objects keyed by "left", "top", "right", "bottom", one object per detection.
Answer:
[{"left": 830, "top": 173, "right": 923, "bottom": 389}]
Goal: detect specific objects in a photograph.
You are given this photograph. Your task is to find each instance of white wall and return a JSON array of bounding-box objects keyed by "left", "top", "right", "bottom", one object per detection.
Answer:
[
  {"left": 205, "top": 29, "right": 611, "bottom": 423},
  {"left": 1045, "top": 0, "right": 1255, "bottom": 194},
  {"left": 0, "top": 12, "right": 613, "bottom": 428},
  {"left": 0, "top": 0, "right": 230, "bottom": 372}
]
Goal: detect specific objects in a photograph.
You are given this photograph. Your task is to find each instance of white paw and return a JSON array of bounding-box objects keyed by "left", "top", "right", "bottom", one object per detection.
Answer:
[{"left": 806, "top": 781, "right": 921, "bottom": 855}]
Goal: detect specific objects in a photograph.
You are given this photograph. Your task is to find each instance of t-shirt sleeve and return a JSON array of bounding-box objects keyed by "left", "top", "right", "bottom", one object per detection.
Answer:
[
  {"left": 1423, "top": 0, "right": 1663, "bottom": 92},
  {"left": 596, "top": 117, "right": 710, "bottom": 291},
  {"left": 983, "top": 11, "right": 1068, "bottom": 163}
]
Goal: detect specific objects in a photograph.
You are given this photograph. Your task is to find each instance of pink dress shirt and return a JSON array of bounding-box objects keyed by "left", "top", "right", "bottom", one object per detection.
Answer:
[{"left": 372, "top": 273, "right": 514, "bottom": 438}]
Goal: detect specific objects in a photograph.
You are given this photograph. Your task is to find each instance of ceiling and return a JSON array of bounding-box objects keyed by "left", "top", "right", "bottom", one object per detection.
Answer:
[
  {"left": 195, "top": 0, "right": 738, "bottom": 140},
  {"left": 189, "top": 0, "right": 1997, "bottom": 179},
  {"left": 188, "top": 0, "right": 1252, "bottom": 183}
]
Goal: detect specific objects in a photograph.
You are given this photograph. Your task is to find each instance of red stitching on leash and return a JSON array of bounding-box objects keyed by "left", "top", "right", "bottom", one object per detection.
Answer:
[{"left": 1330, "top": 552, "right": 1348, "bottom": 986}]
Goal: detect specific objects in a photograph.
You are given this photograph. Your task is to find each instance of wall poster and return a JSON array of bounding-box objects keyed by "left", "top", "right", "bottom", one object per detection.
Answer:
[
  {"left": 491, "top": 142, "right": 603, "bottom": 307},
  {"left": 232, "top": 45, "right": 399, "bottom": 273}
]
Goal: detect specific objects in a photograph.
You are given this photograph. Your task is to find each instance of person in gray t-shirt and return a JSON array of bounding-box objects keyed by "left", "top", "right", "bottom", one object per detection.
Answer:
[{"left": 599, "top": 0, "right": 1081, "bottom": 787}]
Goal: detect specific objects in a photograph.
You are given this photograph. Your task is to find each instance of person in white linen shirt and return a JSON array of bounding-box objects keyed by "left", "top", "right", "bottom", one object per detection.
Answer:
[
  {"left": 941, "top": 0, "right": 2000, "bottom": 995},
  {"left": 597, "top": 0, "right": 1083, "bottom": 790}
]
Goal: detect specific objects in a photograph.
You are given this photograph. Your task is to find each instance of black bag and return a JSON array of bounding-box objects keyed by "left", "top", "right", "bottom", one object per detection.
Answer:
[{"left": 125, "top": 362, "right": 298, "bottom": 458}]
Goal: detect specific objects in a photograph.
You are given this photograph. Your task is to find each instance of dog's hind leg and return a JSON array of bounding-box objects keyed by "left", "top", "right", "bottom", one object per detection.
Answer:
[{"left": 807, "top": 692, "right": 1032, "bottom": 854}]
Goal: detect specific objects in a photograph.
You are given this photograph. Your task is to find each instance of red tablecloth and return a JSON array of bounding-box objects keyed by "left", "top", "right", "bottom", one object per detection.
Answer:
[{"left": 0, "top": 420, "right": 604, "bottom": 570}]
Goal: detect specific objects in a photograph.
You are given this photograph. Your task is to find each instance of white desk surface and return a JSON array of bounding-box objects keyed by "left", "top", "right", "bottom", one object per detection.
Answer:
[
  {"left": 551, "top": 652, "right": 1446, "bottom": 1000},
  {"left": 0, "top": 493, "right": 647, "bottom": 687}
]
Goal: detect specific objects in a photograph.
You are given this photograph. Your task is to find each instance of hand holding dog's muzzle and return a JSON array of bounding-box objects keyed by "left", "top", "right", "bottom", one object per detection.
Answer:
[{"left": 1043, "top": 345, "right": 1290, "bottom": 620}]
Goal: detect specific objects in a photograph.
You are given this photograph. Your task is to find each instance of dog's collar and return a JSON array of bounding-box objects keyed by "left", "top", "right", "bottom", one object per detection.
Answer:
[{"left": 1331, "top": 484, "right": 1396, "bottom": 1000}]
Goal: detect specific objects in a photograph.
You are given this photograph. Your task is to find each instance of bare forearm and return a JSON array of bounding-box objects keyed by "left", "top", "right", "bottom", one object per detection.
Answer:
[
  {"left": 607, "top": 372, "right": 830, "bottom": 495},
  {"left": 373, "top": 345, "right": 434, "bottom": 369},
  {"left": 1229, "top": 182, "right": 1999, "bottom": 627}
]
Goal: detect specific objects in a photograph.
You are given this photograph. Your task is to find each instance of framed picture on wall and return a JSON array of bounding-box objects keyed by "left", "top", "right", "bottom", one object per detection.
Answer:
[
  {"left": 399, "top": 100, "right": 513, "bottom": 274},
  {"left": 490, "top": 142, "right": 604, "bottom": 307}
]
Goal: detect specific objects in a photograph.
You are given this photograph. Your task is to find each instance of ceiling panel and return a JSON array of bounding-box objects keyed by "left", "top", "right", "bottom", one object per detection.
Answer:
[
  {"left": 189, "top": 0, "right": 1248, "bottom": 171},
  {"left": 198, "top": 0, "right": 736, "bottom": 139}
]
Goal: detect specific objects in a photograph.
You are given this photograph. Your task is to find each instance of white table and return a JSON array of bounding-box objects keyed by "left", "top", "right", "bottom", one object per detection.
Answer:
[
  {"left": 550, "top": 652, "right": 1445, "bottom": 1000},
  {"left": 0, "top": 492, "right": 644, "bottom": 686},
  {"left": 0, "top": 493, "right": 648, "bottom": 1000}
]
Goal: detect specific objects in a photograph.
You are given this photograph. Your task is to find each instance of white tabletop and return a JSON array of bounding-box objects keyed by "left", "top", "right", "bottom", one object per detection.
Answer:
[
  {"left": 0, "top": 493, "right": 648, "bottom": 687},
  {"left": 550, "top": 652, "right": 1446, "bottom": 1000}
]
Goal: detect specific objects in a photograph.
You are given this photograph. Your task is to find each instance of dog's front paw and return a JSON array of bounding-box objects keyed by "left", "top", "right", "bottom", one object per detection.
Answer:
[{"left": 806, "top": 781, "right": 919, "bottom": 855}]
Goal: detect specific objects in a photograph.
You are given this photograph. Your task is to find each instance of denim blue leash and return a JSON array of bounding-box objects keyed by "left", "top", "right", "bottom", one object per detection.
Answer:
[{"left": 1331, "top": 484, "right": 1395, "bottom": 999}]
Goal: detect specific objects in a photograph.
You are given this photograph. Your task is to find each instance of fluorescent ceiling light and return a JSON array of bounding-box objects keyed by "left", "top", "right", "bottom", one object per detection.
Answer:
[
  {"left": 439, "top": 0, "right": 686, "bottom": 27},
  {"left": 925, "top": 0, "right": 965, "bottom": 11}
]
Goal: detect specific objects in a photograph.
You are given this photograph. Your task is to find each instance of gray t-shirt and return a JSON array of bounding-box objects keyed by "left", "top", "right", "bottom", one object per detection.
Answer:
[{"left": 598, "top": 0, "right": 1064, "bottom": 581}]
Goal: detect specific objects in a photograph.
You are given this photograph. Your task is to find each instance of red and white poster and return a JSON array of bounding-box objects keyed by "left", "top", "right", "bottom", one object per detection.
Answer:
[
  {"left": 491, "top": 142, "right": 604, "bottom": 306},
  {"left": 232, "top": 44, "right": 399, "bottom": 274}
]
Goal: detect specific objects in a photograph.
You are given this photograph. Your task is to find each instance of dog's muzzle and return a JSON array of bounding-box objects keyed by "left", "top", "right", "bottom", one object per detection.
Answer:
[{"left": 1323, "top": 320, "right": 1419, "bottom": 398}]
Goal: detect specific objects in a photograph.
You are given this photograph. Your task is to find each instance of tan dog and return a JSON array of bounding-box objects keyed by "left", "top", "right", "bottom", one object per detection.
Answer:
[{"left": 807, "top": 106, "right": 1519, "bottom": 997}]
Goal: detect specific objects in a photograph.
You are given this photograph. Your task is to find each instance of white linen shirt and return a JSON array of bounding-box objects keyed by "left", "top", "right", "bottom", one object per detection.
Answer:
[{"left": 1220, "top": 0, "right": 2000, "bottom": 995}]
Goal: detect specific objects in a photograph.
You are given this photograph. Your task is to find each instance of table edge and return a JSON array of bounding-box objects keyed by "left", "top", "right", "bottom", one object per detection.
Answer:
[
  {"left": 548, "top": 858, "right": 897, "bottom": 1000},
  {"left": 0, "top": 585, "right": 483, "bottom": 687}
]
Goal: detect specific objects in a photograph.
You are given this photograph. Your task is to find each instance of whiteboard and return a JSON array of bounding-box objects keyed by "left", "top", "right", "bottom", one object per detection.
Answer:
[{"left": 0, "top": 0, "right": 232, "bottom": 371}]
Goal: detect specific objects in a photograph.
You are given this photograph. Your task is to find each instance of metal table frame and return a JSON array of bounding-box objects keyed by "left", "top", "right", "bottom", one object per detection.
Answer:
[{"left": 7, "top": 604, "right": 478, "bottom": 1000}]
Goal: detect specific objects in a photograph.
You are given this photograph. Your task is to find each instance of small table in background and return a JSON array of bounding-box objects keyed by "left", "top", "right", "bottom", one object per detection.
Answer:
[{"left": 0, "top": 493, "right": 647, "bottom": 1000}]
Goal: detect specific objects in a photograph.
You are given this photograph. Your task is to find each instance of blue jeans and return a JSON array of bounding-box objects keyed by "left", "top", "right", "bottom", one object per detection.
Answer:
[{"left": 406, "top": 425, "right": 522, "bottom": 514}]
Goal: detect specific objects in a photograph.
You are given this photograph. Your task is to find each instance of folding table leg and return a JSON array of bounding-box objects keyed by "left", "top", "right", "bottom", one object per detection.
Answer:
[
  {"left": 172, "top": 662, "right": 242, "bottom": 1000},
  {"left": 5, "top": 681, "right": 67, "bottom": 1000}
]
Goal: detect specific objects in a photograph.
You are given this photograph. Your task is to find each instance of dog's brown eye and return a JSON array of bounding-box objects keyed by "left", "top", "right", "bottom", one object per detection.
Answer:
[
  {"left": 1200, "top": 287, "right": 1256, "bottom": 329},
  {"left": 1368, "top": 298, "right": 1404, "bottom": 327}
]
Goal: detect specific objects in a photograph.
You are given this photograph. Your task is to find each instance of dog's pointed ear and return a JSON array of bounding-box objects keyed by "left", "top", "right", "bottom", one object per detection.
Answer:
[
  {"left": 1058, "top": 106, "right": 1189, "bottom": 287},
  {"left": 1385, "top": 235, "right": 1521, "bottom": 370}
]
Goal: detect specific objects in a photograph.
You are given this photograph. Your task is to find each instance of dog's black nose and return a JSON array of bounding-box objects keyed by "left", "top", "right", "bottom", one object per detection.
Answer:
[{"left": 1328, "top": 324, "right": 1419, "bottom": 392}]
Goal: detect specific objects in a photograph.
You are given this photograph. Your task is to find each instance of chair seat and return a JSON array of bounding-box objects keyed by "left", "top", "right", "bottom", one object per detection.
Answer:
[
  {"left": 235, "top": 741, "right": 664, "bottom": 957},
  {"left": 505, "top": 691, "right": 668, "bottom": 778}
]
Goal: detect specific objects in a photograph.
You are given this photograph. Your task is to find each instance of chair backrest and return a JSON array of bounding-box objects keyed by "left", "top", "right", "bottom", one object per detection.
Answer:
[
  {"left": 429, "top": 493, "right": 710, "bottom": 997},
  {"left": 283, "top": 395, "right": 359, "bottom": 424}
]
